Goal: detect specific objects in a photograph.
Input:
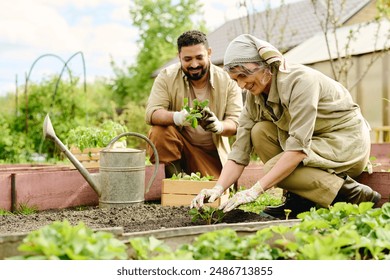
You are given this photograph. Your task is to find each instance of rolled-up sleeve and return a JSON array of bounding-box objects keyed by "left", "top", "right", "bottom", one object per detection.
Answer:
[
  {"left": 228, "top": 94, "right": 258, "bottom": 165},
  {"left": 145, "top": 73, "right": 171, "bottom": 125},
  {"left": 223, "top": 79, "right": 243, "bottom": 126},
  {"left": 284, "top": 75, "right": 319, "bottom": 155}
]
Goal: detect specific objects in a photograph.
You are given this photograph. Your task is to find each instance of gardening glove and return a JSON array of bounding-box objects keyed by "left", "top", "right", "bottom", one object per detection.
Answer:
[
  {"left": 200, "top": 107, "right": 224, "bottom": 134},
  {"left": 190, "top": 184, "right": 224, "bottom": 209},
  {"left": 219, "top": 181, "right": 264, "bottom": 213},
  {"left": 173, "top": 109, "right": 191, "bottom": 126}
]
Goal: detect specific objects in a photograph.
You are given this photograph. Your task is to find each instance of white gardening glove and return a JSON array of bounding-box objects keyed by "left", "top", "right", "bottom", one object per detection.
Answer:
[
  {"left": 200, "top": 107, "right": 224, "bottom": 134},
  {"left": 219, "top": 181, "right": 264, "bottom": 213},
  {"left": 173, "top": 109, "right": 191, "bottom": 126},
  {"left": 190, "top": 184, "right": 224, "bottom": 209}
]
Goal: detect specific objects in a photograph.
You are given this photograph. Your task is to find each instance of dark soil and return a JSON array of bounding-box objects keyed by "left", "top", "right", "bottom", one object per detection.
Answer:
[{"left": 0, "top": 203, "right": 277, "bottom": 235}]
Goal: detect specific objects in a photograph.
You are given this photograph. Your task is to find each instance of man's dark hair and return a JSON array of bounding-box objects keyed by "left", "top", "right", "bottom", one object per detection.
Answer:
[{"left": 177, "top": 30, "right": 209, "bottom": 52}]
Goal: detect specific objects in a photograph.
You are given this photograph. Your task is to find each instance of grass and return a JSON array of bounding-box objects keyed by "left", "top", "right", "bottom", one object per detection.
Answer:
[{"left": 0, "top": 203, "right": 38, "bottom": 216}]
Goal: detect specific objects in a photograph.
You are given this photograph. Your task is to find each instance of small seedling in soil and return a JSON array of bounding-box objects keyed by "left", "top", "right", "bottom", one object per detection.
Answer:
[
  {"left": 284, "top": 209, "right": 292, "bottom": 220},
  {"left": 189, "top": 206, "right": 225, "bottom": 225},
  {"left": 183, "top": 98, "right": 209, "bottom": 128}
]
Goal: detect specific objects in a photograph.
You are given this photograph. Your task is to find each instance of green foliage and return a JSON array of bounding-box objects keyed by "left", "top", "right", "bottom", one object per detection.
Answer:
[
  {"left": 0, "top": 203, "right": 38, "bottom": 216},
  {"left": 183, "top": 98, "right": 209, "bottom": 128},
  {"left": 9, "top": 220, "right": 127, "bottom": 260},
  {"left": 0, "top": 114, "right": 35, "bottom": 163},
  {"left": 113, "top": 101, "right": 150, "bottom": 149},
  {"left": 15, "top": 77, "right": 87, "bottom": 155},
  {"left": 7, "top": 202, "right": 389, "bottom": 260},
  {"left": 377, "top": 0, "right": 390, "bottom": 19},
  {"left": 170, "top": 171, "right": 214, "bottom": 181},
  {"left": 128, "top": 202, "right": 390, "bottom": 260},
  {"left": 0, "top": 209, "right": 12, "bottom": 215},
  {"left": 0, "top": 0, "right": 209, "bottom": 163},
  {"left": 129, "top": 236, "right": 174, "bottom": 260},
  {"left": 65, "top": 120, "right": 128, "bottom": 151},
  {"left": 109, "top": 0, "right": 207, "bottom": 105},
  {"left": 0, "top": 75, "right": 118, "bottom": 163},
  {"left": 234, "top": 188, "right": 283, "bottom": 214},
  {"left": 14, "top": 203, "right": 38, "bottom": 215},
  {"left": 188, "top": 206, "right": 225, "bottom": 225}
]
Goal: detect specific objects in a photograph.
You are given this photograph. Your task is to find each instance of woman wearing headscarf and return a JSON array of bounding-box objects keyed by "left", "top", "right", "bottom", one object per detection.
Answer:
[{"left": 191, "top": 34, "right": 381, "bottom": 217}]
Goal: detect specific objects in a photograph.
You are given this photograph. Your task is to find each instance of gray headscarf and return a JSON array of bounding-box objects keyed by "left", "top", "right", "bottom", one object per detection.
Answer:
[{"left": 224, "top": 34, "right": 290, "bottom": 73}]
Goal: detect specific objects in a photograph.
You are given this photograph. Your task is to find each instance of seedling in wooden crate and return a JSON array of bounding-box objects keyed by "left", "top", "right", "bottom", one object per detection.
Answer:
[
  {"left": 170, "top": 172, "right": 214, "bottom": 181},
  {"left": 183, "top": 98, "right": 209, "bottom": 128}
]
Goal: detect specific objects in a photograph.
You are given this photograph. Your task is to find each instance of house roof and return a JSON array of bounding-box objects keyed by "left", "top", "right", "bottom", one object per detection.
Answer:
[
  {"left": 152, "top": 0, "right": 371, "bottom": 76},
  {"left": 284, "top": 19, "right": 390, "bottom": 64}
]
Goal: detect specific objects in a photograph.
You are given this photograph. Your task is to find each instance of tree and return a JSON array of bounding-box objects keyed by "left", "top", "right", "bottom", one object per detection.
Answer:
[
  {"left": 109, "top": 0, "right": 207, "bottom": 107},
  {"left": 235, "top": 0, "right": 291, "bottom": 51},
  {"left": 311, "top": 0, "right": 390, "bottom": 90}
]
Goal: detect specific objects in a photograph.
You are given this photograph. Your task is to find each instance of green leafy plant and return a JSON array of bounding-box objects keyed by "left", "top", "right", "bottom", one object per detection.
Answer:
[
  {"left": 8, "top": 220, "right": 127, "bottom": 260},
  {"left": 65, "top": 120, "right": 128, "bottom": 152},
  {"left": 170, "top": 171, "right": 214, "bottom": 181},
  {"left": 183, "top": 98, "right": 209, "bottom": 128},
  {"left": 189, "top": 206, "right": 225, "bottom": 225},
  {"left": 13, "top": 203, "right": 38, "bottom": 215},
  {"left": 128, "top": 236, "right": 175, "bottom": 260},
  {"left": 284, "top": 209, "right": 292, "bottom": 220},
  {"left": 128, "top": 202, "right": 390, "bottom": 260},
  {"left": 234, "top": 187, "right": 283, "bottom": 214},
  {"left": 0, "top": 209, "right": 12, "bottom": 215},
  {"left": 0, "top": 203, "right": 38, "bottom": 216}
]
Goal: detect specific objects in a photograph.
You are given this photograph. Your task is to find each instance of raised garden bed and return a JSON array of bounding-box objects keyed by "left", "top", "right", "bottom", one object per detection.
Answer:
[
  {"left": 0, "top": 204, "right": 281, "bottom": 259},
  {"left": 0, "top": 163, "right": 165, "bottom": 211}
]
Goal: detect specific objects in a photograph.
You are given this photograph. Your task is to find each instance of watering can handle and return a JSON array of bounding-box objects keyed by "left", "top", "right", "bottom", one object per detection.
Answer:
[{"left": 106, "top": 132, "right": 159, "bottom": 194}]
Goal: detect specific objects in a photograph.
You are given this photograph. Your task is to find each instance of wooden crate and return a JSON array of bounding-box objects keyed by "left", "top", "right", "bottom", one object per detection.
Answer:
[
  {"left": 161, "top": 179, "right": 229, "bottom": 207},
  {"left": 69, "top": 147, "right": 101, "bottom": 169}
]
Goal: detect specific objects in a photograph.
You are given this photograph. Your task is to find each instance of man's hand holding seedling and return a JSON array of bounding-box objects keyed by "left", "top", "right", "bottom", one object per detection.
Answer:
[
  {"left": 181, "top": 98, "right": 224, "bottom": 132},
  {"left": 199, "top": 107, "right": 224, "bottom": 134},
  {"left": 173, "top": 109, "right": 191, "bottom": 126}
]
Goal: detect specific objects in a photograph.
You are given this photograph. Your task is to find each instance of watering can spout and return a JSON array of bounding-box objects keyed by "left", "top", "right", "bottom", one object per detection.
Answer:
[{"left": 43, "top": 114, "right": 102, "bottom": 196}]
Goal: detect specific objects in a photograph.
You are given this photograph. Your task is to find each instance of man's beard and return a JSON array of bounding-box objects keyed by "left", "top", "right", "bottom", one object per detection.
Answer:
[{"left": 182, "top": 65, "right": 208, "bottom": 81}]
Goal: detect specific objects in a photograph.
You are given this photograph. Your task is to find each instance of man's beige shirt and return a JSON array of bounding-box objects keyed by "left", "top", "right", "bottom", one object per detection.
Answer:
[{"left": 145, "top": 63, "right": 243, "bottom": 166}]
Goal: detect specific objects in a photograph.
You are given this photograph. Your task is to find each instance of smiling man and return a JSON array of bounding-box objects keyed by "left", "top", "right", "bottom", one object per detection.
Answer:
[{"left": 145, "top": 30, "right": 243, "bottom": 178}]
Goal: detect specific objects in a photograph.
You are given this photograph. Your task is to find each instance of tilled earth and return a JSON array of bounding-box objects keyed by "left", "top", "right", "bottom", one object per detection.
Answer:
[{"left": 0, "top": 203, "right": 277, "bottom": 235}]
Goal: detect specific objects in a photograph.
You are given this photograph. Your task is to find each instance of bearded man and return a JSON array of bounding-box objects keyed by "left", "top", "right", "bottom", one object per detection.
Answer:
[{"left": 145, "top": 30, "right": 243, "bottom": 178}]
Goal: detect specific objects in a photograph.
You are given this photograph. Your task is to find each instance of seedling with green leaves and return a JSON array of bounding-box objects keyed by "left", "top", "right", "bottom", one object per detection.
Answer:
[
  {"left": 170, "top": 172, "right": 214, "bottom": 181},
  {"left": 183, "top": 98, "right": 209, "bottom": 128},
  {"left": 128, "top": 202, "right": 390, "bottom": 260},
  {"left": 189, "top": 205, "right": 225, "bottom": 225},
  {"left": 9, "top": 220, "right": 127, "bottom": 260}
]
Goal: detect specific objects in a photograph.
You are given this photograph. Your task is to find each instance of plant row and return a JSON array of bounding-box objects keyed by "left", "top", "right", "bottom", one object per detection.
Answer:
[{"left": 8, "top": 202, "right": 390, "bottom": 260}]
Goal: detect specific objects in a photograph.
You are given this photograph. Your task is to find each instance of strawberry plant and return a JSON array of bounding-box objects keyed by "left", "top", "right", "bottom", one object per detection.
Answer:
[
  {"left": 8, "top": 220, "right": 127, "bottom": 260},
  {"left": 183, "top": 98, "right": 209, "bottom": 128},
  {"left": 128, "top": 202, "right": 390, "bottom": 260}
]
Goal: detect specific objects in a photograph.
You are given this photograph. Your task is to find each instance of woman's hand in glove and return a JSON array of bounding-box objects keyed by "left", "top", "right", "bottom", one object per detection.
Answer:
[
  {"left": 190, "top": 185, "right": 224, "bottom": 209},
  {"left": 218, "top": 181, "right": 264, "bottom": 213},
  {"left": 200, "top": 107, "right": 224, "bottom": 134}
]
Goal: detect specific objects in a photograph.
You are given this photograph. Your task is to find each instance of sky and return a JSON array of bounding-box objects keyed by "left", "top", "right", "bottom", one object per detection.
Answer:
[{"left": 0, "top": 0, "right": 298, "bottom": 97}]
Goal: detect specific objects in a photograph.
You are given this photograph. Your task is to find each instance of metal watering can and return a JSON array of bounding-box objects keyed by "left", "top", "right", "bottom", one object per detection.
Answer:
[{"left": 43, "top": 114, "right": 159, "bottom": 208}]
